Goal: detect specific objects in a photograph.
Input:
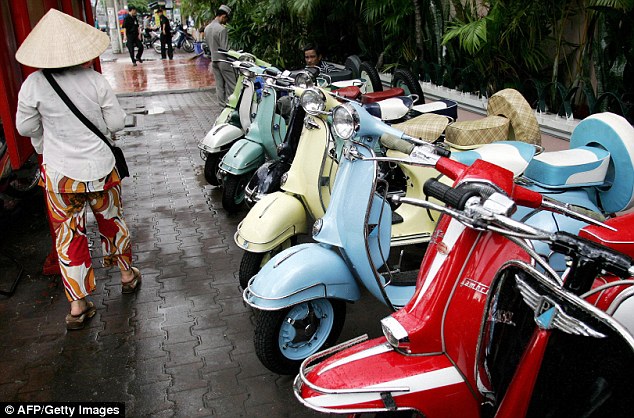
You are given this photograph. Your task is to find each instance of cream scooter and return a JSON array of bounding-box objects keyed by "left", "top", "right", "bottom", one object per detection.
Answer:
[{"left": 235, "top": 87, "right": 418, "bottom": 288}]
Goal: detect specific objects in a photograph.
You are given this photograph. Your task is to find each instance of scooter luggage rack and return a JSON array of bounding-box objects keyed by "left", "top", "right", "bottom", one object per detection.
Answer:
[{"left": 243, "top": 275, "right": 329, "bottom": 310}]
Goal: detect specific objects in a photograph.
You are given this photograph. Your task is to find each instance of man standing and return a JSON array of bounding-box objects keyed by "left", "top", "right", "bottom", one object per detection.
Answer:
[
  {"left": 123, "top": 6, "right": 143, "bottom": 66},
  {"left": 204, "top": 5, "right": 236, "bottom": 105},
  {"left": 159, "top": 7, "right": 173, "bottom": 60}
]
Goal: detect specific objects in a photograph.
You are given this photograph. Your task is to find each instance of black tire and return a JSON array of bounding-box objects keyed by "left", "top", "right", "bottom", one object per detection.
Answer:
[
  {"left": 203, "top": 153, "right": 221, "bottom": 186},
  {"left": 254, "top": 299, "right": 346, "bottom": 375},
  {"left": 239, "top": 238, "right": 295, "bottom": 289},
  {"left": 360, "top": 62, "right": 383, "bottom": 93},
  {"left": 239, "top": 252, "right": 265, "bottom": 289},
  {"left": 152, "top": 39, "right": 161, "bottom": 54},
  {"left": 4, "top": 154, "right": 40, "bottom": 198},
  {"left": 392, "top": 69, "right": 425, "bottom": 104},
  {"left": 222, "top": 173, "right": 249, "bottom": 213},
  {"left": 183, "top": 39, "right": 194, "bottom": 53},
  {"left": 344, "top": 55, "right": 363, "bottom": 79}
]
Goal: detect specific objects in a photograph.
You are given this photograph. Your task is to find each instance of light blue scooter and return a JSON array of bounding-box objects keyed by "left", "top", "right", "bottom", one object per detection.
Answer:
[{"left": 243, "top": 102, "right": 634, "bottom": 375}]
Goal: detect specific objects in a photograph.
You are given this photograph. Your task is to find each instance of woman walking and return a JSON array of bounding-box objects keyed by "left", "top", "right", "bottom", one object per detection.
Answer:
[{"left": 15, "top": 9, "right": 141, "bottom": 330}]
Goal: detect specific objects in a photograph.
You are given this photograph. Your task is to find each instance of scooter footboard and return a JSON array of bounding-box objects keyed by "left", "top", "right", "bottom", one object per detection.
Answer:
[
  {"left": 294, "top": 335, "right": 477, "bottom": 415},
  {"left": 243, "top": 243, "right": 360, "bottom": 310}
]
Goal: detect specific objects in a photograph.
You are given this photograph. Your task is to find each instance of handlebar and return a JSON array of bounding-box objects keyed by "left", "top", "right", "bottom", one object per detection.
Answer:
[
  {"left": 408, "top": 178, "right": 634, "bottom": 284},
  {"left": 551, "top": 232, "right": 634, "bottom": 278}
]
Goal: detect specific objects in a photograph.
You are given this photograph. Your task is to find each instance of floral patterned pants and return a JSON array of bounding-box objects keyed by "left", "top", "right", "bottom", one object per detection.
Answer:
[{"left": 45, "top": 184, "right": 132, "bottom": 301}]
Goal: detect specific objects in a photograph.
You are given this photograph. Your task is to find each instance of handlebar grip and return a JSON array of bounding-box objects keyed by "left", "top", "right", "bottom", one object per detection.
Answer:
[
  {"left": 423, "top": 179, "right": 480, "bottom": 210},
  {"left": 380, "top": 134, "right": 414, "bottom": 154},
  {"left": 264, "top": 68, "right": 280, "bottom": 76}
]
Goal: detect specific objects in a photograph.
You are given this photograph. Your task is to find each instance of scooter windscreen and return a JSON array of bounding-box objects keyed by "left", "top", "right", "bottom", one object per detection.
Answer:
[{"left": 477, "top": 263, "right": 634, "bottom": 418}]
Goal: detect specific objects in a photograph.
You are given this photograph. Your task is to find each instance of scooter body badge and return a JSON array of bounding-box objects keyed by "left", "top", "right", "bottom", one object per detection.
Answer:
[{"left": 460, "top": 278, "right": 489, "bottom": 295}]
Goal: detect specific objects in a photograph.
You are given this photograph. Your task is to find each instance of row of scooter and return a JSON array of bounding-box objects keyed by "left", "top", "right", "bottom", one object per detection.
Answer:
[{"left": 198, "top": 51, "right": 634, "bottom": 417}]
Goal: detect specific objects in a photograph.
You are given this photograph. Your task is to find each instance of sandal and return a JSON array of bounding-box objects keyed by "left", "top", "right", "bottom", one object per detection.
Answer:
[
  {"left": 122, "top": 267, "right": 142, "bottom": 294},
  {"left": 65, "top": 301, "right": 96, "bottom": 330}
]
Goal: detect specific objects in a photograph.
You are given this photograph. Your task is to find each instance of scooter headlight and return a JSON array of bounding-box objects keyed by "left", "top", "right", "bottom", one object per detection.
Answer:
[
  {"left": 332, "top": 103, "right": 359, "bottom": 139},
  {"left": 294, "top": 71, "right": 314, "bottom": 89},
  {"left": 381, "top": 316, "right": 410, "bottom": 352},
  {"left": 238, "top": 53, "right": 256, "bottom": 64},
  {"left": 300, "top": 88, "right": 326, "bottom": 115},
  {"left": 312, "top": 218, "right": 323, "bottom": 237}
]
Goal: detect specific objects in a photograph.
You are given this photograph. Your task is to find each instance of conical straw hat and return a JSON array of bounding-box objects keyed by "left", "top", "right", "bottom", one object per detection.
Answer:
[{"left": 15, "top": 9, "right": 110, "bottom": 69}]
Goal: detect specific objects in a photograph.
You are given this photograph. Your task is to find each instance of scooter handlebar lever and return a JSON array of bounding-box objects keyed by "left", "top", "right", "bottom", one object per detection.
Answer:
[
  {"left": 423, "top": 179, "right": 480, "bottom": 210},
  {"left": 432, "top": 144, "right": 450, "bottom": 158}
]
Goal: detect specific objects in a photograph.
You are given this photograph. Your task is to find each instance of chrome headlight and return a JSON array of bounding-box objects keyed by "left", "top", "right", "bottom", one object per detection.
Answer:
[
  {"left": 381, "top": 316, "right": 410, "bottom": 352},
  {"left": 238, "top": 53, "right": 256, "bottom": 63},
  {"left": 300, "top": 88, "right": 326, "bottom": 115},
  {"left": 294, "top": 71, "right": 314, "bottom": 88},
  {"left": 312, "top": 218, "right": 323, "bottom": 236},
  {"left": 332, "top": 103, "right": 359, "bottom": 139}
]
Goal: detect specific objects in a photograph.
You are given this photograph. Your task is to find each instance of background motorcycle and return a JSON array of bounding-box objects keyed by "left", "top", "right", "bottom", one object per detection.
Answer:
[
  {"left": 152, "top": 24, "right": 195, "bottom": 53},
  {"left": 142, "top": 27, "right": 159, "bottom": 50}
]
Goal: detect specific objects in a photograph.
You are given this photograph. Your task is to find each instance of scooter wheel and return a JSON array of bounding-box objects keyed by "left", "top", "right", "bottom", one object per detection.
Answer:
[
  {"left": 221, "top": 174, "right": 249, "bottom": 213},
  {"left": 239, "top": 238, "right": 296, "bottom": 289},
  {"left": 344, "top": 55, "right": 363, "bottom": 79},
  {"left": 183, "top": 39, "right": 194, "bottom": 53},
  {"left": 203, "top": 153, "right": 221, "bottom": 186},
  {"left": 360, "top": 62, "right": 383, "bottom": 93},
  {"left": 254, "top": 299, "right": 346, "bottom": 375},
  {"left": 152, "top": 39, "right": 161, "bottom": 54},
  {"left": 391, "top": 68, "right": 424, "bottom": 104}
]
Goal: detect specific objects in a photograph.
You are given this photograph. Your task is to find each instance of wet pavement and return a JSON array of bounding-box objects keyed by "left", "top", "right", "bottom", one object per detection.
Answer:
[{"left": 0, "top": 47, "right": 390, "bottom": 416}]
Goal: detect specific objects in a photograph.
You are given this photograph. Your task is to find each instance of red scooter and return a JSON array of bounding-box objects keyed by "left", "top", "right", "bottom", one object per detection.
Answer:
[{"left": 294, "top": 149, "right": 634, "bottom": 417}]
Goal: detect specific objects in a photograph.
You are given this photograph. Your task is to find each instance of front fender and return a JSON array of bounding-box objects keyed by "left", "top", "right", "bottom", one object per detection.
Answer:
[
  {"left": 235, "top": 192, "right": 308, "bottom": 252},
  {"left": 243, "top": 243, "right": 360, "bottom": 310},
  {"left": 219, "top": 138, "right": 265, "bottom": 175},
  {"left": 295, "top": 336, "right": 476, "bottom": 416},
  {"left": 198, "top": 123, "right": 243, "bottom": 153}
]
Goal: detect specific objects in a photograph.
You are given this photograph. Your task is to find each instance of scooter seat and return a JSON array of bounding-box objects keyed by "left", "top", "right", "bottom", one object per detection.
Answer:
[
  {"left": 411, "top": 99, "right": 458, "bottom": 121},
  {"left": 445, "top": 115, "right": 510, "bottom": 150},
  {"left": 364, "top": 96, "right": 415, "bottom": 121},
  {"left": 452, "top": 141, "right": 537, "bottom": 177},
  {"left": 332, "top": 86, "right": 362, "bottom": 100},
  {"left": 361, "top": 88, "right": 405, "bottom": 104},
  {"left": 524, "top": 146, "right": 610, "bottom": 188},
  {"left": 392, "top": 113, "right": 450, "bottom": 142}
]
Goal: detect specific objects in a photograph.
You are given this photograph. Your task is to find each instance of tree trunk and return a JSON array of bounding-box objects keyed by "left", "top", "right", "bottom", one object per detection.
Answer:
[{"left": 412, "top": 0, "right": 425, "bottom": 62}]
